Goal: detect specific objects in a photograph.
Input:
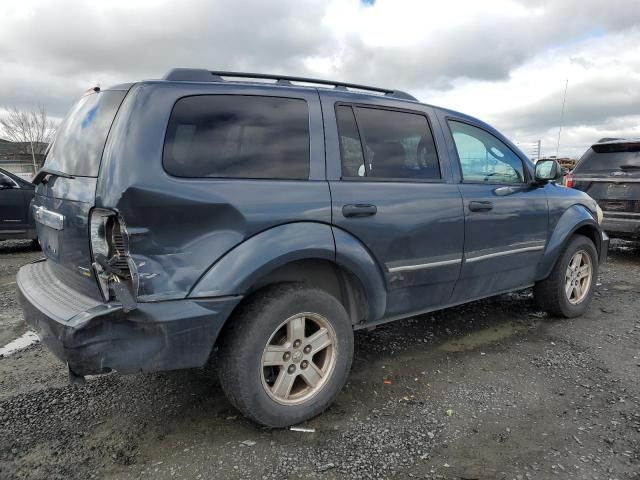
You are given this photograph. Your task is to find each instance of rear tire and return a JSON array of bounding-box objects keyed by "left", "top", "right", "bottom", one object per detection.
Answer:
[
  {"left": 534, "top": 235, "right": 598, "bottom": 318},
  {"left": 218, "top": 284, "right": 354, "bottom": 427}
]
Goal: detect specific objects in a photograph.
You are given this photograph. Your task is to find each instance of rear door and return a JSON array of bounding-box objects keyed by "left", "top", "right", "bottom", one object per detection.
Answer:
[
  {"left": 442, "top": 118, "right": 548, "bottom": 301},
  {"left": 571, "top": 142, "right": 640, "bottom": 232},
  {"left": 321, "top": 92, "right": 464, "bottom": 319}
]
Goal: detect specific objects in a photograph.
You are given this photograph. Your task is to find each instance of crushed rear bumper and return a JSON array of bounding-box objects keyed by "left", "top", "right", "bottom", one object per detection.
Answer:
[{"left": 17, "top": 259, "right": 241, "bottom": 377}]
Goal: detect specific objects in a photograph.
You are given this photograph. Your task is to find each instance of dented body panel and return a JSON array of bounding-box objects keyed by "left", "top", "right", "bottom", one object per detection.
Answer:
[
  {"left": 18, "top": 260, "right": 240, "bottom": 375},
  {"left": 17, "top": 76, "right": 609, "bottom": 380},
  {"left": 98, "top": 82, "right": 329, "bottom": 301}
]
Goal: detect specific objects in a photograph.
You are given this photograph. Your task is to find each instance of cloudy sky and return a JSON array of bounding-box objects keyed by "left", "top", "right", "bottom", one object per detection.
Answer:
[{"left": 1, "top": 0, "right": 639, "bottom": 158}]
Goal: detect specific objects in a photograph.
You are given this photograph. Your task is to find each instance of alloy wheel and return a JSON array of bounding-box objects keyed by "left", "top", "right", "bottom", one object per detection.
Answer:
[
  {"left": 261, "top": 312, "right": 337, "bottom": 405},
  {"left": 565, "top": 250, "right": 593, "bottom": 305}
]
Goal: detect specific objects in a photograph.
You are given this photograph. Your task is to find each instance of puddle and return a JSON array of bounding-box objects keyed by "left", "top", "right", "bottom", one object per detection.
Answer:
[{"left": 436, "top": 322, "right": 525, "bottom": 353}]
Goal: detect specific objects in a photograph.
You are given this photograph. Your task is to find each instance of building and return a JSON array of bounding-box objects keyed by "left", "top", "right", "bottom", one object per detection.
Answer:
[{"left": 0, "top": 138, "right": 47, "bottom": 179}]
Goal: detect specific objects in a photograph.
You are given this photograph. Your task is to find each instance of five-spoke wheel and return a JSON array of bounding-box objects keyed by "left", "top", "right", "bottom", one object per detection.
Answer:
[
  {"left": 261, "top": 313, "right": 337, "bottom": 405},
  {"left": 218, "top": 284, "right": 353, "bottom": 427},
  {"left": 564, "top": 250, "right": 592, "bottom": 305},
  {"left": 535, "top": 234, "right": 598, "bottom": 318}
]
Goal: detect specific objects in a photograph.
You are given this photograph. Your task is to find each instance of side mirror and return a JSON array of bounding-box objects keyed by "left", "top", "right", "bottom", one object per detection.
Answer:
[{"left": 534, "top": 159, "right": 562, "bottom": 183}]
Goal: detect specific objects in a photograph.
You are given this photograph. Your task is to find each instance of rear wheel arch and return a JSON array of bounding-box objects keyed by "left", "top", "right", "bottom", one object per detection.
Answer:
[{"left": 245, "top": 258, "right": 369, "bottom": 325}]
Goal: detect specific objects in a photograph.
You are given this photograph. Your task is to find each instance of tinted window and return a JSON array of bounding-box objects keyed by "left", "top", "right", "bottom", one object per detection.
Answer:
[
  {"left": 44, "top": 91, "right": 126, "bottom": 177},
  {"left": 574, "top": 143, "right": 640, "bottom": 174},
  {"left": 164, "top": 95, "right": 310, "bottom": 179},
  {"left": 449, "top": 121, "right": 525, "bottom": 184},
  {"left": 337, "top": 106, "right": 440, "bottom": 180}
]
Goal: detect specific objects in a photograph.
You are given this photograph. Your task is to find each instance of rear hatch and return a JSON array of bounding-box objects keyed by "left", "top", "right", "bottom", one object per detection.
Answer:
[
  {"left": 571, "top": 141, "right": 640, "bottom": 215},
  {"left": 33, "top": 88, "right": 128, "bottom": 300}
]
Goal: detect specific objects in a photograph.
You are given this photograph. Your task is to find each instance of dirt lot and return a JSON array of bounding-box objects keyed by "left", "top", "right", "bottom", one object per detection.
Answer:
[{"left": 0, "top": 239, "right": 638, "bottom": 480}]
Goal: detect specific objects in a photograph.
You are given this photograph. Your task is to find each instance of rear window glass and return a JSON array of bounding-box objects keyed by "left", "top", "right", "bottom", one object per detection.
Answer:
[
  {"left": 574, "top": 144, "right": 640, "bottom": 173},
  {"left": 44, "top": 91, "right": 126, "bottom": 177},
  {"left": 163, "top": 95, "right": 310, "bottom": 179}
]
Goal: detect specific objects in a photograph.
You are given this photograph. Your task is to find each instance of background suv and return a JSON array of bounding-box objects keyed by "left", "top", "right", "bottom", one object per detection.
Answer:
[
  {"left": 18, "top": 69, "right": 608, "bottom": 427},
  {"left": 567, "top": 139, "right": 640, "bottom": 240}
]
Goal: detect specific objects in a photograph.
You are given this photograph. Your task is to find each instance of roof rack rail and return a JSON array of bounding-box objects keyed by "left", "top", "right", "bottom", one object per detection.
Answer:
[{"left": 162, "top": 68, "right": 418, "bottom": 102}]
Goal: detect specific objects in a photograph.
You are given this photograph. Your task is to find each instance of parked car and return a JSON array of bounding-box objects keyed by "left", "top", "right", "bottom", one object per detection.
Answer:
[
  {"left": 18, "top": 69, "right": 608, "bottom": 427},
  {"left": 565, "top": 139, "right": 640, "bottom": 239},
  {"left": 0, "top": 167, "right": 36, "bottom": 242}
]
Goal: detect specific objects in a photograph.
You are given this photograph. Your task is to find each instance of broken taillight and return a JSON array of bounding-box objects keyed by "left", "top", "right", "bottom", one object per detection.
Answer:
[{"left": 89, "top": 209, "right": 137, "bottom": 308}]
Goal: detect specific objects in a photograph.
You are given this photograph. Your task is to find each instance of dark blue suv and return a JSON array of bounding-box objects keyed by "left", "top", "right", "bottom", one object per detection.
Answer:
[{"left": 17, "top": 69, "right": 608, "bottom": 427}]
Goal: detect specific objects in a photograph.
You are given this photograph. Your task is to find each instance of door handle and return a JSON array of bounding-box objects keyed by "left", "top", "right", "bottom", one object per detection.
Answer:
[
  {"left": 468, "top": 201, "right": 493, "bottom": 212},
  {"left": 342, "top": 204, "right": 378, "bottom": 218}
]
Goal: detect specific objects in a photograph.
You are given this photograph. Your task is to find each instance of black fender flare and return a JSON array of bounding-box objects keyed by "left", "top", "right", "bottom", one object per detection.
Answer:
[
  {"left": 189, "top": 222, "right": 387, "bottom": 321},
  {"left": 536, "top": 204, "right": 603, "bottom": 280}
]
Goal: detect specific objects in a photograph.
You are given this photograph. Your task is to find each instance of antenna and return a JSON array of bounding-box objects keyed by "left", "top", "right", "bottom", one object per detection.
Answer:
[{"left": 556, "top": 79, "right": 569, "bottom": 157}]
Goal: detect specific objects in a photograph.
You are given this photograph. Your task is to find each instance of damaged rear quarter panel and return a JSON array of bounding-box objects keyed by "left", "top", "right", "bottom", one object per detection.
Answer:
[{"left": 97, "top": 82, "right": 329, "bottom": 301}]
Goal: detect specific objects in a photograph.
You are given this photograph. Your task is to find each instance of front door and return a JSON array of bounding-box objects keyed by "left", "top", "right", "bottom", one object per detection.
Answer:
[
  {"left": 321, "top": 93, "right": 465, "bottom": 319},
  {"left": 443, "top": 120, "right": 549, "bottom": 301}
]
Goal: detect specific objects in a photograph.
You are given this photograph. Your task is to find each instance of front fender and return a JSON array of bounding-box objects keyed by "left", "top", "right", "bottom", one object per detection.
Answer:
[
  {"left": 536, "top": 204, "right": 601, "bottom": 280},
  {"left": 189, "top": 222, "right": 335, "bottom": 298}
]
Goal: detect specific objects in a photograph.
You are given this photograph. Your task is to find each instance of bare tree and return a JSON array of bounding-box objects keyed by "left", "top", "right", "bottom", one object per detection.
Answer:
[{"left": 0, "top": 105, "right": 56, "bottom": 171}]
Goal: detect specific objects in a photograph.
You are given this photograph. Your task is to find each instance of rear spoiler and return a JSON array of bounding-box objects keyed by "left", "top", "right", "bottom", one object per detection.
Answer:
[
  {"left": 592, "top": 141, "right": 640, "bottom": 154},
  {"left": 32, "top": 167, "right": 75, "bottom": 186}
]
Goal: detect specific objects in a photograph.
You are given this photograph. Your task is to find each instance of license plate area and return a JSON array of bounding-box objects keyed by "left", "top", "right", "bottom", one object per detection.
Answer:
[
  {"left": 607, "top": 183, "right": 631, "bottom": 198},
  {"left": 38, "top": 225, "right": 61, "bottom": 262}
]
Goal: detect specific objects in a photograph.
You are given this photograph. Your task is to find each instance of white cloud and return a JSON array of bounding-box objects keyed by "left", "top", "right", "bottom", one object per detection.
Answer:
[{"left": 0, "top": 0, "right": 639, "bottom": 157}]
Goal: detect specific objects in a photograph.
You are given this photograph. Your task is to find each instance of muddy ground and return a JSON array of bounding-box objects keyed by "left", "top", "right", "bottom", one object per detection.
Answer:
[{"left": 0, "top": 239, "right": 638, "bottom": 480}]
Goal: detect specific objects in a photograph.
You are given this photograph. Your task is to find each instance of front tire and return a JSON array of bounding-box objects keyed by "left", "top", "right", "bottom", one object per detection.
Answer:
[
  {"left": 534, "top": 235, "right": 598, "bottom": 318},
  {"left": 218, "top": 284, "right": 354, "bottom": 427}
]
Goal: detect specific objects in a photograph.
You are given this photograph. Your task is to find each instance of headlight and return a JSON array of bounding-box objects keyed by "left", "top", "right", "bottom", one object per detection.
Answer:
[{"left": 596, "top": 204, "right": 603, "bottom": 225}]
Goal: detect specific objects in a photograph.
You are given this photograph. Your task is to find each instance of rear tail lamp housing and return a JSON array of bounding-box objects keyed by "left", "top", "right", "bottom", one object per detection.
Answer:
[{"left": 89, "top": 209, "right": 137, "bottom": 305}]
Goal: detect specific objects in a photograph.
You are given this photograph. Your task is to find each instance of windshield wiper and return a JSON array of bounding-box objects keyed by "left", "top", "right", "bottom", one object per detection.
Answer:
[
  {"left": 619, "top": 165, "right": 640, "bottom": 170},
  {"left": 32, "top": 167, "right": 75, "bottom": 185}
]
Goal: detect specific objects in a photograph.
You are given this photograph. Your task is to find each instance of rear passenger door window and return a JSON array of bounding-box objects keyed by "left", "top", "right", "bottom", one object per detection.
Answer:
[
  {"left": 336, "top": 105, "right": 441, "bottom": 180},
  {"left": 163, "top": 95, "right": 310, "bottom": 179},
  {"left": 448, "top": 121, "right": 525, "bottom": 184}
]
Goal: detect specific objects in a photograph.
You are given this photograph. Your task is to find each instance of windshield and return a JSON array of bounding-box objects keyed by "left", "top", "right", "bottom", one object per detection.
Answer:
[
  {"left": 44, "top": 90, "right": 127, "bottom": 177},
  {"left": 574, "top": 145, "right": 640, "bottom": 174}
]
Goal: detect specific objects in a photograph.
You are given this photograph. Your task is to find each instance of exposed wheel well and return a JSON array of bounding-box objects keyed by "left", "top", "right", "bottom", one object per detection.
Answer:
[
  {"left": 573, "top": 225, "right": 600, "bottom": 257},
  {"left": 246, "top": 259, "right": 369, "bottom": 325}
]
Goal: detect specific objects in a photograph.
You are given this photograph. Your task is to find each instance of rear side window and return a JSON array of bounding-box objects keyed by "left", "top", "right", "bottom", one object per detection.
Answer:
[
  {"left": 163, "top": 95, "right": 310, "bottom": 179},
  {"left": 336, "top": 105, "right": 441, "bottom": 180},
  {"left": 45, "top": 91, "right": 126, "bottom": 177}
]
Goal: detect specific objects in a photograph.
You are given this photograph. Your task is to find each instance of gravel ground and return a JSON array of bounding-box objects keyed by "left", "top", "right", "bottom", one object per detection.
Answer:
[
  {"left": 0, "top": 239, "right": 638, "bottom": 479},
  {"left": 0, "top": 240, "right": 41, "bottom": 346}
]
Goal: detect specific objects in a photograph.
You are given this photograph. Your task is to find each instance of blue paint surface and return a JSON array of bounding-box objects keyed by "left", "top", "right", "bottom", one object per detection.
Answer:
[{"left": 81, "top": 102, "right": 99, "bottom": 129}]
